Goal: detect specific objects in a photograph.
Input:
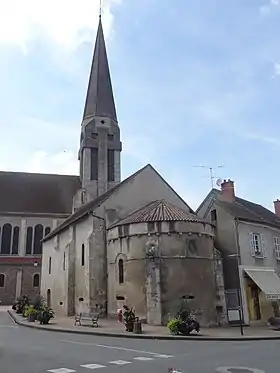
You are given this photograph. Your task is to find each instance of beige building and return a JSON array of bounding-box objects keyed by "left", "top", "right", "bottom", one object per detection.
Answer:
[
  {"left": 197, "top": 179, "right": 280, "bottom": 325},
  {"left": 40, "top": 16, "right": 224, "bottom": 326}
]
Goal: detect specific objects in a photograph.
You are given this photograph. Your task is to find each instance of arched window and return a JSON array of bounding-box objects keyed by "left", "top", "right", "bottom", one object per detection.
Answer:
[
  {"left": 33, "top": 224, "right": 44, "bottom": 255},
  {"left": 81, "top": 244, "right": 85, "bottom": 266},
  {"left": 25, "top": 227, "right": 33, "bottom": 255},
  {"left": 118, "top": 259, "right": 124, "bottom": 284},
  {"left": 11, "top": 226, "right": 20, "bottom": 255},
  {"left": 33, "top": 273, "right": 40, "bottom": 287},
  {"left": 1, "top": 223, "right": 12, "bottom": 254},
  {"left": 44, "top": 227, "right": 51, "bottom": 237},
  {"left": 0, "top": 273, "right": 5, "bottom": 287}
]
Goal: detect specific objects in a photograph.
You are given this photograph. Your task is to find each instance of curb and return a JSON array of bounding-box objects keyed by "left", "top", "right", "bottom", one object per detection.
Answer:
[{"left": 7, "top": 310, "right": 280, "bottom": 341}]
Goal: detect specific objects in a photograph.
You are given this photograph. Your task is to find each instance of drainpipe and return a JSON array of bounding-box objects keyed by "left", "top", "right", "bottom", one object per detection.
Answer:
[
  {"left": 234, "top": 218, "right": 245, "bottom": 333},
  {"left": 90, "top": 211, "right": 108, "bottom": 316}
]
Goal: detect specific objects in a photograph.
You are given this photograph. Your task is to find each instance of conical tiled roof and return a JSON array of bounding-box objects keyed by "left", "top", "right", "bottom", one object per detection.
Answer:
[
  {"left": 110, "top": 200, "right": 202, "bottom": 227},
  {"left": 83, "top": 16, "right": 117, "bottom": 121}
]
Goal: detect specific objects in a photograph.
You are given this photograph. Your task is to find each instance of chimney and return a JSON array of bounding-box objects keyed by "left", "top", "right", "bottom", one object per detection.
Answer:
[
  {"left": 274, "top": 199, "right": 280, "bottom": 217},
  {"left": 221, "top": 179, "right": 235, "bottom": 202}
]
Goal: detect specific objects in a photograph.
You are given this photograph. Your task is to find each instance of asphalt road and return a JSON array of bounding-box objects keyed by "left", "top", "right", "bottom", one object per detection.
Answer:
[{"left": 0, "top": 310, "right": 279, "bottom": 373}]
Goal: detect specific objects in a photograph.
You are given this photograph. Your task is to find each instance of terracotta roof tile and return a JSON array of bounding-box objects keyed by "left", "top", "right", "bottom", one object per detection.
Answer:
[{"left": 110, "top": 199, "right": 202, "bottom": 228}]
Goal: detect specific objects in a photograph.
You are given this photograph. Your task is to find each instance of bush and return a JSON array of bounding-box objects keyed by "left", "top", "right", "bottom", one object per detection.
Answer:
[
  {"left": 167, "top": 319, "right": 182, "bottom": 335},
  {"left": 15, "top": 295, "right": 30, "bottom": 314}
]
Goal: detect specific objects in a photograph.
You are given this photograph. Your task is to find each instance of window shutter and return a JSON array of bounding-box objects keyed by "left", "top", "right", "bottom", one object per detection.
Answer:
[
  {"left": 260, "top": 234, "right": 267, "bottom": 258},
  {"left": 249, "top": 232, "right": 255, "bottom": 257}
]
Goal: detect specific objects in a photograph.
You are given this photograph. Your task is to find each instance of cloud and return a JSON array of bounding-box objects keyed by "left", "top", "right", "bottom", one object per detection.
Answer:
[
  {"left": 0, "top": 0, "right": 121, "bottom": 52},
  {"left": 22, "top": 150, "right": 79, "bottom": 175},
  {"left": 259, "top": 0, "right": 280, "bottom": 16}
]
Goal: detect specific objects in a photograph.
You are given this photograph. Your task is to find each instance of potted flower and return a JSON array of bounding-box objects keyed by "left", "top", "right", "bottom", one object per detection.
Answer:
[
  {"left": 26, "top": 306, "right": 37, "bottom": 322},
  {"left": 37, "top": 305, "right": 54, "bottom": 325},
  {"left": 122, "top": 305, "right": 136, "bottom": 332}
]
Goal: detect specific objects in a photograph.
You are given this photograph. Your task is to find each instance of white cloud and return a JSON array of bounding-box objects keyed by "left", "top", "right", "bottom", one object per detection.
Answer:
[
  {"left": 0, "top": 0, "right": 121, "bottom": 51},
  {"left": 274, "top": 62, "right": 280, "bottom": 75},
  {"left": 23, "top": 150, "right": 79, "bottom": 175},
  {"left": 259, "top": 0, "right": 280, "bottom": 16}
]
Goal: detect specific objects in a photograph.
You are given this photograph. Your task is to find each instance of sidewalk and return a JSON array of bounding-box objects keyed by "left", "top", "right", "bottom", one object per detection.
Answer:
[{"left": 7, "top": 308, "right": 280, "bottom": 341}]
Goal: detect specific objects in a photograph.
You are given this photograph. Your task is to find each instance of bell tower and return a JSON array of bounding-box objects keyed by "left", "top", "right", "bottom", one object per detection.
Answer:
[{"left": 79, "top": 15, "right": 122, "bottom": 201}]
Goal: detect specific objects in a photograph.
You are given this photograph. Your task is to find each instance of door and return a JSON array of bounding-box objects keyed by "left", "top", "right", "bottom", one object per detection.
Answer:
[{"left": 251, "top": 285, "right": 261, "bottom": 320}]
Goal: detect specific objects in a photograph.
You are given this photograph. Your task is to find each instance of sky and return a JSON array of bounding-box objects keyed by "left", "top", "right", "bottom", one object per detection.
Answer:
[{"left": 1, "top": 0, "right": 280, "bottom": 211}]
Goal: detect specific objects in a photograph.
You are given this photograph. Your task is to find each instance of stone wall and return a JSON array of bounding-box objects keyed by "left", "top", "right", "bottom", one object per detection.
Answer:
[{"left": 107, "top": 220, "right": 217, "bottom": 326}]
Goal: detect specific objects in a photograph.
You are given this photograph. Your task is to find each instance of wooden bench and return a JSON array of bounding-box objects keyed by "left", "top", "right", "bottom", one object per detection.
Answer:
[{"left": 74, "top": 312, "right": 99, "bottom": 327}]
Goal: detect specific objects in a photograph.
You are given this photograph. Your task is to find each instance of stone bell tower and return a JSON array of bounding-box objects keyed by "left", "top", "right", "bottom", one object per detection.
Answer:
[{"left": 78, "top": 15, "right": 122, "bottom": 201}]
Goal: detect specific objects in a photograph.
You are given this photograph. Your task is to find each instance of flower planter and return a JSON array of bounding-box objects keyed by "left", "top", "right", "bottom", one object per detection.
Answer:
[
  {"left": 28, "top": 313, "right": 36, "bottom": 322},
  {"left": 125, "top": 322, "right": 134, "bottom": 332}
]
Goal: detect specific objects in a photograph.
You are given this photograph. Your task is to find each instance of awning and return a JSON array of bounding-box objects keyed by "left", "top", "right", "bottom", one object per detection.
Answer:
[{"left": 244, "top": 268, "right": 280, "bottom": 300}]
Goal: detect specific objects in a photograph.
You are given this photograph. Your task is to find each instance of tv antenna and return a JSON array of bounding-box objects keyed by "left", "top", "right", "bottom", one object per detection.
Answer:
[{"left": 192, "top": 165, "right": 224, "bottom": 188}]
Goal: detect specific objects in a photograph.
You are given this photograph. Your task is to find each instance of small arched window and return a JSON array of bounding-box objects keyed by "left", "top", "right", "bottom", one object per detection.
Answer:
[
  {"left": 44, "top": 227, "right": 51, "bottom": 237},
  {"left": 25, "top": 227, "right": 33, "bottom": 255},
  {"left": 118, "top": 259, "right": 124, "bottom": 284},
  {"left": 33, "top": 224, "right": 44, "bottom": 255},
  {"left": 11, "top": 226, "right": 20, "bottom": 255},
  {"left": 1, "top": 223, "right": 12, "bottom": 254},
  {"left": 0, "top": 273, "right": 5, "bottom": 288},
  {"left": 33, "top": 273, "right": 40, "bottom": 287}
]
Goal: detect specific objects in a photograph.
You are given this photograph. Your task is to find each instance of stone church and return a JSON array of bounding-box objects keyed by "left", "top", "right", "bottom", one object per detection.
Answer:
[{"left": 1, "top": 15, "right": 225, "bottom": 325}]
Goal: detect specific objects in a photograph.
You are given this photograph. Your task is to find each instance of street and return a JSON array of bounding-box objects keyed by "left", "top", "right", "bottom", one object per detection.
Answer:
[{"left": 0, "top": 310, "right": 279, "bottom": 373}]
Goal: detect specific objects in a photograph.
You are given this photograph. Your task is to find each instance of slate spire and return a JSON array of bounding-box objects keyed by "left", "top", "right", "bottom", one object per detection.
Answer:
[{"left": 83, "top": 16, "right": 117, "bottom": 121}]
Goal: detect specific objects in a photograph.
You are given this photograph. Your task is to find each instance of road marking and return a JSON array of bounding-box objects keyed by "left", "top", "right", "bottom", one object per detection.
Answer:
[
  {"left": 60, "top": 339, "right": 170, "bottom": 356},
  {"left": 134, "top": 357, "right": 155, "bottom": 361},
  {"left": 47, "top": 369, "right": 76, "bottom": 373},
  {"left": 109, "top": 360, "right": 132, "bottom": 365},
  {"left": 216, "top": 367, "right": 266, "bottom": 373},
  {"left": 80, "top": 364, "right": 106, "bottom": 370},
  {"left": 154, "top": 354, "right": 173, "bottom": 358}
]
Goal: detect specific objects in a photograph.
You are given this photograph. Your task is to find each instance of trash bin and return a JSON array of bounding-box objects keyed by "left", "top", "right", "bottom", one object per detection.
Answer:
[{"left": 133, "top": 317, "right": 142, "bottom": 334}]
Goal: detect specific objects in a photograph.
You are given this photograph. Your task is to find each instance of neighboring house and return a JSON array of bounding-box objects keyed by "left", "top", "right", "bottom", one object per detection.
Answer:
[
  {"left": 197, "top": 179, "right": 280, "bottom": 325},
  {"left": 40, "top": 16, "right": 222, "bottom": 327}
]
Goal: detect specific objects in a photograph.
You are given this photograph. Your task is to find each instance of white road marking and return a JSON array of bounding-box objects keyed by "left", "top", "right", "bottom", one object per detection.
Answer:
[
  {"left": 47, "top": 369, "right": 76, "bottom": 373},
  {"left": 134, "top": 357, "right": 155, "bottom": 361},
  {"left": 109, "top": 360, "right": 132, "bottom": 365},
  {"left": 154, "top": 354, "right": 173, "bottom": 358},
  {"left": 60, "top": 339, "right": 168, "bottom": 356},
  {"left": 216, "top": 367, "right": 266, "bottom": 373},
  {"left": 80, "top": 364, "right": 106, "bottom": 370}
]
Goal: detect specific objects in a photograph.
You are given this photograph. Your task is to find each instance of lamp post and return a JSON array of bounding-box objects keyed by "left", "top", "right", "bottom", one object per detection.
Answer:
[{"left": 228, "top": 253, "right": 244, "bottom": 336}]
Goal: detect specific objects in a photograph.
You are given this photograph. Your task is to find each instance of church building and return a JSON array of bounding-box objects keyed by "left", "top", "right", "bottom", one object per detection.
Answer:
[{"left": 1, "top": 15, "right": 224, "bottom": 325}]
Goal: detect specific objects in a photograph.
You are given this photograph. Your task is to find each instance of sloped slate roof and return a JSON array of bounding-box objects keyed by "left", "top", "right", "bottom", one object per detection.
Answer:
[
  {"left": 0, "top": 171, "right": 80, "bottom": 215},
  {"left": 219, "top": 196, "right": 280, "bottom": 227},
  {"left": 207, "top": 189, "right": 280, "bottom": 228},
  {"left": 110, "top": 199, "right": 203, "bottom": 228}
]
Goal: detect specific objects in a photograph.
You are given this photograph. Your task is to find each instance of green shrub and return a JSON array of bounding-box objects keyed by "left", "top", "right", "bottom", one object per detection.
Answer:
[{"left": 167, "top": 318, "right": 182, "bottom": 335}]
